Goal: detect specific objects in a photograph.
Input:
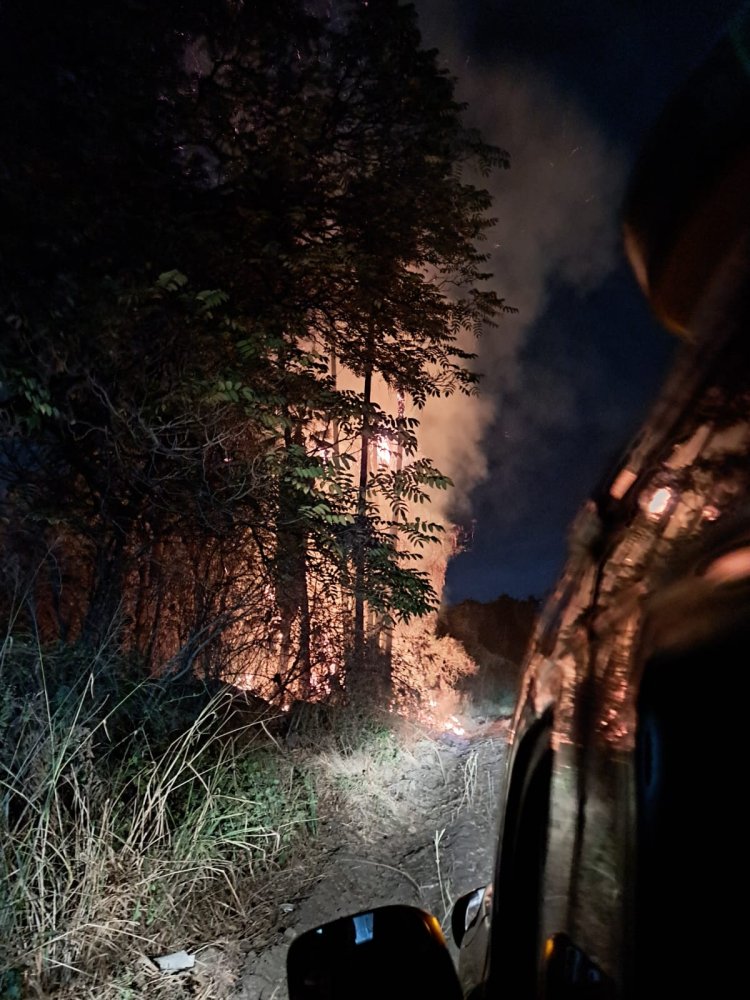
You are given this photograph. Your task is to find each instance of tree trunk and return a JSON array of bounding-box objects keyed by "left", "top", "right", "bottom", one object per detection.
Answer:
[
  {"left": 351, "top": 361, "right": 372, "bottom": 685},
  {"left": 276, "top": 423, "right": 312, "bottom": 697},
  {"left": 331, "top": 350, "right": 340, "bottom": 461},
  {"left": 382, "top": 391, "right": 405, "bottom": 668}
]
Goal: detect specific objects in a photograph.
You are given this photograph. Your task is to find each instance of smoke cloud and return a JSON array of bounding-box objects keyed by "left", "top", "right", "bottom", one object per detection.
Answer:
[
  {"left": 331, "top": 2, "right": 725, "bottom": 599},
  {"left": 384, "top": 1, "right": 742, "bottom": 601},
  {"left": 413, "top": 2, "right": 626, "bottom": 540}
]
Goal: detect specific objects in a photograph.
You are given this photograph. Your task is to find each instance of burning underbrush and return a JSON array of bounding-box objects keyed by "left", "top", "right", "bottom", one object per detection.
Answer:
[
  {"left": 389, "top": 614, "right": 479, "bottom": 734},
  {"left": 0, "top": 606, "right": 501, "bottom": 999}
]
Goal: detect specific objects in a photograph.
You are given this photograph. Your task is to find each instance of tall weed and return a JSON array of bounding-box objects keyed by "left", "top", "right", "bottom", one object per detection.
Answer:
[{"left": 0, "top": 634, "right": 316, "bottom": 996}]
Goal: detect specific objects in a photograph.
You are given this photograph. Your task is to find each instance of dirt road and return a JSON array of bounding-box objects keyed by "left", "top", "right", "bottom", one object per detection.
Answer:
[{"left": 234, "top": 719, "right": 510, "bottom": 999}]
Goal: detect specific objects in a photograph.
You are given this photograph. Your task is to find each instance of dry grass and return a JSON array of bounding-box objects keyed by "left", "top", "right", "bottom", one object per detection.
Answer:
[
  {"left": 0, "top": 629, "right": 489, "bottom": 998},
  {"left": 0, "top": 638, "right": 317, "bottom": 999},
  {"left": 433, "top": 827, "right": 453, "bottom": 925},
  {"left": 310, "top": 711, "right": 421, "bottom": 837},
  {"left": 455, "top": 749, "right": 479, "bottom": 816}
]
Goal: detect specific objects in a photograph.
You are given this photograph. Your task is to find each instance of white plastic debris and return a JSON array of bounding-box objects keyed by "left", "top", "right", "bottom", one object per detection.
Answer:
[
  {"left": 153, "top": 950, "right": 196, "bottom": 973},
  {"left": 279, "top": 903, "right": 295, "bottom": 914}
]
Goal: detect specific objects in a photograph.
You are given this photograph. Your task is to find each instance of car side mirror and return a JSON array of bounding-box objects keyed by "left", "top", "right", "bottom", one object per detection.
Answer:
[
  {"left": 451, "top": 886, "right": 492, "bottom": 997},
  {"left": 451, "top": 885, "right": 489, "bottom": 948},
  {"left": 286, "top": 904, "right": 463, "bottom": 1000}
]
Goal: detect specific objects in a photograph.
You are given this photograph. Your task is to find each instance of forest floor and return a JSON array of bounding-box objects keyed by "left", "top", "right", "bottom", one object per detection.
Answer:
[{"left": 228, "top": 712, "right": 511, "bottom": 999}]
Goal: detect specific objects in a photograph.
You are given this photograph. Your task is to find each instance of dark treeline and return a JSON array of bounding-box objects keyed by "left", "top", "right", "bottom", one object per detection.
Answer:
[{"left": 0, "top": 0, "right": 511, "bottom": 700}]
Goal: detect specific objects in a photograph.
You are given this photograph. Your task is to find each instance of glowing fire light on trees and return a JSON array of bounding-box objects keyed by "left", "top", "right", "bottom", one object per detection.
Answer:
[
  {"left": 376, "top": 435, "right": 392, "bottom": 467},
  {"left": 374, "top": 392, "right": 404, "bottom": 469},
  {"left": 309, "top": 650, "right": 339, "bottom": 698},
  {"left": 226, "top": 387, "right": 477, "bottom": 732}
]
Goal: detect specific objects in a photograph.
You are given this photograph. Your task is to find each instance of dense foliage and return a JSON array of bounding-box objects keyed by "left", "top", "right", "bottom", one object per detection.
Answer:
[{"left": 0, "top": 0, "right": 510, "bottom": 696}]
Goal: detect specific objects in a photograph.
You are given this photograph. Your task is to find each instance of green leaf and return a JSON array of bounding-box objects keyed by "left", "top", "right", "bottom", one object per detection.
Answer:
[
  {"left": 156, "top": 269, "right": 189, "bottom": 292},
  {"left": 196, "top": 288, "right": 230, "bottom": 310}
]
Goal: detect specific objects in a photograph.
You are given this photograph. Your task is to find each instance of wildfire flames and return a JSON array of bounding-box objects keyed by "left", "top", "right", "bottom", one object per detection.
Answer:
[
  {"left": 414, "top": 696, "right": 467, "bottom": 736},
  {"left": 376, "top": 435, "right": 392, "bottom": 467},
  {"left": 645, "top": 485, "right": 672, "bottom": 518},
  {"left": 444, "top": 715, "right": 467, "bottom": 736}
]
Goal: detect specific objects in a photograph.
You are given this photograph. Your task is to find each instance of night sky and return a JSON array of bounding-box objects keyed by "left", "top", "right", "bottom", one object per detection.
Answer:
[{"left": 412, "top": 0, "right": 743, "bottom": 603}]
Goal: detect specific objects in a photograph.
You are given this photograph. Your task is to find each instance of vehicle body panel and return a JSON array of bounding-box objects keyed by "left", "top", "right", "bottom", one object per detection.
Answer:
[{"left": 469, "top": 15, "right": 750, "bottom": 995}]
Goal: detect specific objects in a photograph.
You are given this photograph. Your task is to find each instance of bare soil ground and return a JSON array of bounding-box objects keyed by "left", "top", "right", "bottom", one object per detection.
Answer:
[{"left": 232, "top": 716, "right": 510, "bottom": 999}]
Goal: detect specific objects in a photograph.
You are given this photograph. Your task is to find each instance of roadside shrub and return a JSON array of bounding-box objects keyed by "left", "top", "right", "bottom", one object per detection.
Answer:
[{"left": 0, "top": 633, "right": 317, "bottom": 996}]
